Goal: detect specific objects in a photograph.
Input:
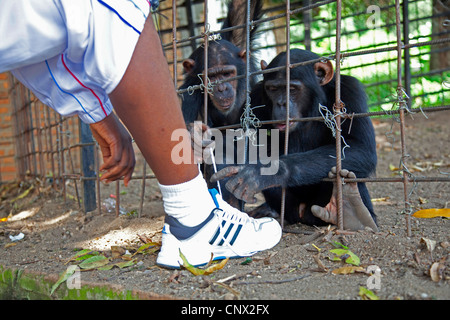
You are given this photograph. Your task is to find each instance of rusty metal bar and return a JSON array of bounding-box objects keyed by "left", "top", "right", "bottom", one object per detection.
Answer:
[
  {"left": 395, "top": 0, "right": 412, "bottom": 237},
  {"left": 202, "top": 0, "right": 209, "bottom": 124},
  {"left": 280, "top": 0, "right": 292, "bottom": 231},
  {"left": 176, "top": 37, "right": 450, "bottom": 97},
  {"left": 334, "top": 0, "right": 344, "bottom": 230}
]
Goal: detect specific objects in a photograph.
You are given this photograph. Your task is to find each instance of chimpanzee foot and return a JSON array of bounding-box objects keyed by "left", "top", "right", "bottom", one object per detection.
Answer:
[{"left": 311, "top": 167, "right": 378, "bottom": 231}]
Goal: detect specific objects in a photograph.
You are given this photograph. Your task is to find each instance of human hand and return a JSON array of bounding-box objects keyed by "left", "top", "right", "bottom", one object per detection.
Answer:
[{"left": 89, "top": 113, "right": 136, "bottom": 186}]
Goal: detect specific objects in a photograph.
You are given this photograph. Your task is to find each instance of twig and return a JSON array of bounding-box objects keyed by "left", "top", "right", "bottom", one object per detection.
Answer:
[{"left": 233, "top": 273, "right": 311, "bottom": 285}]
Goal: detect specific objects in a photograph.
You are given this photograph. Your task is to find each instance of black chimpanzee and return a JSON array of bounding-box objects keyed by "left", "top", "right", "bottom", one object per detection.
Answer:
[
  {"left": 179, "top": 0, "right": 263, "bottom": 206},
  {"left": 179, "top": 0, "right": 262, "bottom": 128},
  {"left": 211, "top": 48, "right": 378, "bottom": 229}
]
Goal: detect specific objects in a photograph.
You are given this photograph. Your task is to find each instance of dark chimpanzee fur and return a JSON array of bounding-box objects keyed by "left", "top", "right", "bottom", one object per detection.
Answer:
[
  {"left": 212, "top": 48, "right": 378, "bottom": 226},
  {"left": 179, "top": 0, "right": 263, "bottom": 207},
  {"left": 179, "top": 0, "right": 263, "bottom": 128}
]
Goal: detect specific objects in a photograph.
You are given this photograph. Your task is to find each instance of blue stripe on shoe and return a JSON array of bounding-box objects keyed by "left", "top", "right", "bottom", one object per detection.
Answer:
[
  {"left": 209, "top": 219, "right": 226, "bottom": 245},
  {"left": 229, "top": 224, "right": 243, "bottom": 245},
  {"left": 165, "top": 208, "right": 220, "bottom": 241},
  {"left": 218, "top": 223, "right": 235, "bottom": 246}
]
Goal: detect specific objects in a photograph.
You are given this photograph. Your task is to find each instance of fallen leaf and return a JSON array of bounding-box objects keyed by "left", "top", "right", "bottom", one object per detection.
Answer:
[
  {"left": 429, "top": 257, "right": 447, "bottom": 282},
  {"left": 179, "top": 250, "right": 229, "bottom": 276},
  {"left": 132, "top": 242, "right": 160, "bottom": 256},
  {"left": 9, "top": 185, "right": 34, "bottom": 204},
  {"left": 371, "top": 197, "right": 390, "bottom": 202},
  {"left": 332, "top": 266, "right": 365, "bottom": 275},
  {"left": 412, "top": 208, "right": 450, "bottom": 219},
  {"left": 329, "top": 249, "right": 360, "bottom": 266},
  {"left": 313, "top": 254, "right": 328, "bottom": 272},
  {"left": 330, "top": 241, "right": 349, "bottom": 249},
  {"left": 111, "top": 246, "right": 126, "bottom": 259},
  {"left": 51, "top": 265, "right": 77, "bottom": 295},
  {"left": 115, "top": 259, "right": 138, "bottom": 269},
  {"left": 65, "top": 249, "right": 92, "bottom": 265},
  {"left": 78, "top": 255, "right": 109, "bottom": 269},
  {"left": 420, "top": 237, "right": 436, "bottom": 254},
  {"left": 359, "top": 286, "right": 379, "bottom": 300}
]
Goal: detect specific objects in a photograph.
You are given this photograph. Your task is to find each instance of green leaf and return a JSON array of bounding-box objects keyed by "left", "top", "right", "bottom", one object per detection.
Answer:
[
  {"left": 359, "top": 286, "right": 379, "bottom": 300},
  {"left": 132, "top": 242, "right": 159, "bottom": 256},
  {"left": 329, "top": 249, "right": 360, "bottom": 266},
  {"left": 78, "top": 255, "right": 109, "bottom": 269},
  {"left": 65, "top": 249, "right": 92, "bottom": 265},
  {"left": 115, "top": 259, "right": 138, "bottom": 269},
  {"left": 330, "top": 241, "right": 349, "bottom": 249},
  {"left": 51, "top": 265, "right": 77, "bottom": 295}
]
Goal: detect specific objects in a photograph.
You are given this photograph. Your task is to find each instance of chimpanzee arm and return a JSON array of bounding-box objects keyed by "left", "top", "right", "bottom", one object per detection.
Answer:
[{"left": 211, "top": 116, "right": 377, "bottom": 203}]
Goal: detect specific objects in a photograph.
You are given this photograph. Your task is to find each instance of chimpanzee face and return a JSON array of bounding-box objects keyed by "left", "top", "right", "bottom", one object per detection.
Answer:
[
  {"left": 207, "top": 64, "right": 239, "bottom": 113},
  {"left": 264, "top": 78, "right": 305, "bottom": 132},
  {"left": 262, "top": 56, "right": 334, "bottom": 132}
]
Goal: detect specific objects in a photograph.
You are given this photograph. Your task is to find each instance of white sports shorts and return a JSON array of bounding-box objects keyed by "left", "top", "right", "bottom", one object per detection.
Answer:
[{"left": 0, "top": 0, "right": 151, "bottom": 124}]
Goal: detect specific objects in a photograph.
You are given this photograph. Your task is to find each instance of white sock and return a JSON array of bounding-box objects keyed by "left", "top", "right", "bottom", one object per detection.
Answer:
[{"left": 158, "top": 172, "right": 217, "bottom": 227}]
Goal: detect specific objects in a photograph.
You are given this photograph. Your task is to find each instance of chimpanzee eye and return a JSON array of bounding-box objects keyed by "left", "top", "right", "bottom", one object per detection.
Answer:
[{"left": 267, "top": 86, "right": 277, "bottom": 92}]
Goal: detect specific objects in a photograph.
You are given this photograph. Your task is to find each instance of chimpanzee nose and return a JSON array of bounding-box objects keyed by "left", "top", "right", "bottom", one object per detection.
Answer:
[{"left": 218, "top": 83, "right": 227, "bottom": 92}]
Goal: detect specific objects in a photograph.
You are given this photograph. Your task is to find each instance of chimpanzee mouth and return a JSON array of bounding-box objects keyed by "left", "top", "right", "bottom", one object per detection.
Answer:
[
  {"left": 217, "top": 99, "right": 234, "bottom": 111},
  {"left": 274, "top": 121, "right": 296, "bottom": 131}
]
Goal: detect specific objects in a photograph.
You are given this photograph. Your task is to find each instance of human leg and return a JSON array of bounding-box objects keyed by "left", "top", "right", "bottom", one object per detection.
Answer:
[{"left": 108, "top": 12, "right": 281, "bottom": 268}]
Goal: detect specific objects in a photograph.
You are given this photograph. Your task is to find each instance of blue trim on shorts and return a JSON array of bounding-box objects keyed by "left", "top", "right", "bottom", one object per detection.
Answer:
[
  {"left": 97, "top": 0, "right": 142, "bottom": 35},
  {"left": 45, "top": 60, "right": 96, "bottom": 123}
]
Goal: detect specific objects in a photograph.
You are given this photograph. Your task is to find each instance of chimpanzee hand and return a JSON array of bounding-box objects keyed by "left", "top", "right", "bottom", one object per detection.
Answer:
[
  {"left": 210, "top": 162, "right": 286, "bottom": 204},
  {"left": 90, "top": 112, "right": 136, "bottom": 187}
]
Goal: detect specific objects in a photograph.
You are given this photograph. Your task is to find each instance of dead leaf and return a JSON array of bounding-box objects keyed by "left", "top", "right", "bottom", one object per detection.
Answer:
[
  {"left": 420, "top": 237, "right": 436, "bottom": 254},
  {"left": 429, "top": 260, "right": 446, "bottom": 282},
  {"left": 413, "top": 208, "right": 450, "bottom": 219},
  {"left": 111, "top": 246, "right": 126, "bottom": 259},
  {"left": 313, "top": 254, "right": 328, "bottom": 272},
  {"left": 371, "top": 197, "right": 390, "bottom": 202},
  {"left": 332, "top": 266, "right": 365, "bottom": 275},
  {"left": 179, "top": 250, "right": 229, "bottom": 276}
]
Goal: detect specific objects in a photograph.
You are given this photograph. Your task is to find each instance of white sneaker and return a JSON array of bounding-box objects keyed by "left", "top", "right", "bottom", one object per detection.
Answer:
[{"left": 156, "top": 189, "right": 282, "bottom": 269}]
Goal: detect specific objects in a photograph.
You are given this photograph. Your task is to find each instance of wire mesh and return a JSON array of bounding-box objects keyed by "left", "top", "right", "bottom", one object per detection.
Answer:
[{"left": 3, "top": 0, "right": 449, "bottom": 237}]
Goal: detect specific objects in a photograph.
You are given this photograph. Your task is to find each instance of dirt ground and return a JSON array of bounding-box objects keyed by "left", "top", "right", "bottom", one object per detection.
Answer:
[{"left": 0, "top": 109, "right": 449, "bottom": 301}]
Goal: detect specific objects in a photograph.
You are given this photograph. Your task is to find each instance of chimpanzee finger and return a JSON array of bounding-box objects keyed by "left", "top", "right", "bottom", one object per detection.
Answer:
[
  {"left": 210, "top": 166, "right": 242, "bottom": 182},
  {"left": 232, "top": 182, "right": 257, "bottom": 204}
]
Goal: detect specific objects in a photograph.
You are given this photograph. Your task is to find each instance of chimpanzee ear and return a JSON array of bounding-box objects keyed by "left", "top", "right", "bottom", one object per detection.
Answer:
[
  {"left": 260, "top": 60, "right": 268, "bottom": 70},
  {"left": 314, "top": 60, "right": 334, "bottom": 86},
  {"left": 182, "top": 59, "right": 195, "bottom": 74},
  {"left": 238, "top": 49, "right": 247, "bottom": 61}
]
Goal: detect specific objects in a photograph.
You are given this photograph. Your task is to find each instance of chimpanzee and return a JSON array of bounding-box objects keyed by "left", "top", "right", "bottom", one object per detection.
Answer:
[
  {"left": 179, "top": 0, "right": 263, "bottom": 206},
  {"left": 179, "top": 0, "right": 263, "bottom": 128},
  {"left": 211, "top": 48, "right": 378, "bottom": 230}
]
